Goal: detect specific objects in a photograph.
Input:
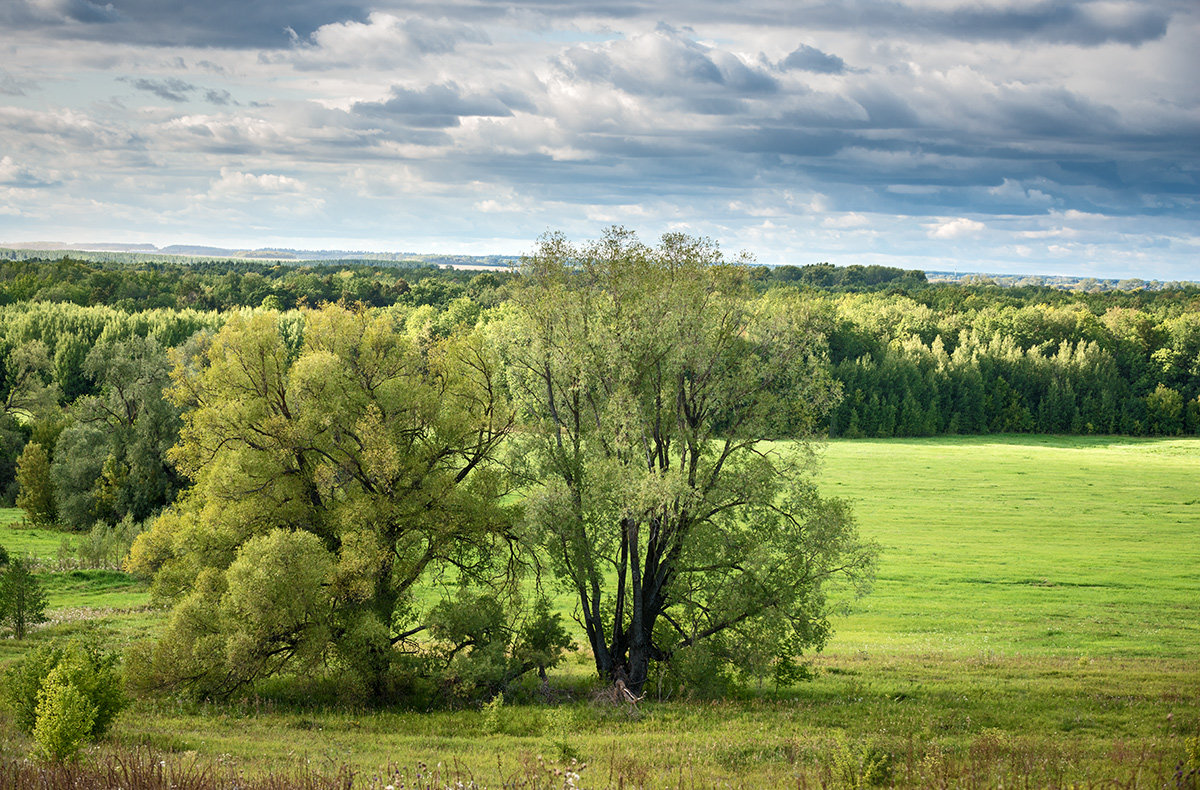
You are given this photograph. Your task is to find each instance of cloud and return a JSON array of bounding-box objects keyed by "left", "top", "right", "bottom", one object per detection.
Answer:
[
  {"left": 27, "top": 0, "right": 119, "bottom": 24},
  {"left": 0, "top": 69, "right": 34, "bottom": 96},
  {"left": 208, "top": 168, "right": 306, "bottom": 196},
  {"left": 0, "top": 156, "right": 58, "bottom": 187},
  {"left": 353, "top": 83, "right": 519, "bottom": 128},
  {"left": 0, "top": 0, "right": 1195, "bottom": 278},
  {"left": 822, "top": 212, "right": 871, "bottom": 228},
  {"left": 556, "top": 25, "right": 779, "bottom": 111},
  {"left": 780, "top": 44, "right": 846, "bottom": 74},
  {"left": 284, "top": 13, "right": 490, "bottom": 70},
  {"left": 204, "top": 89, "right": 235, "bottom": 105},
  {"left": 927, "top": 217, "right": 987, "bottom": 239},
  {"left": 122, "top": 76, "right": 197, "bottom": 102},
  {"left": 0, "top": 0, "right": 1185, "bottom": 52}
]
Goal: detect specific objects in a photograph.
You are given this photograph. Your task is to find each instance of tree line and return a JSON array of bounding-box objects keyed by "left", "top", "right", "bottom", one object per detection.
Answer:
[
  {"left": 823, "top": 294, "right": 1200, "bottom": 437},
  {"left": 0, "top": 256, "right": 513, "bottom": 313},
  {"left": 2, "top": 265, "right": 1197, "bottom": 515}
]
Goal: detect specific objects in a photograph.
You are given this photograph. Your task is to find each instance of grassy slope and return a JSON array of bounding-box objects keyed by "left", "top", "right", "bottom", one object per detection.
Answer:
[
  {"left": 0, "top": 509, "right": 154, "bottom": 665},
  {"left": 1, "top": 438, "right": 1198, "bottom": 786}
]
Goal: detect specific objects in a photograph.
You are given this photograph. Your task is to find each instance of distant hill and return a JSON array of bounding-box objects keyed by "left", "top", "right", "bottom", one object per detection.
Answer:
[
  {"left": 0, "top": 242, "right": 1192, "bottom": 290},
  {"left": 0, "top": 242, "right": 520, "bottom": 269}
]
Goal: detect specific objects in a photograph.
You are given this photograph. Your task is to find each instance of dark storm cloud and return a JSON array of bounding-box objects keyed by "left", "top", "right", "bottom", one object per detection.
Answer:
[
  {"left": 0, "top": 0, "right": 360, "bottom": 47},
  {"left": 41, "top": 0, "right": 122, "bottom": 24},
  {"left": 0, "top": 0, "right": 1181, "bottom": 49},
  {"left": 780, "top": 45, "right": 846, "bottom": 74},
  {"left": 921, "top": 0, "right": 1169, "bottom": 46}
]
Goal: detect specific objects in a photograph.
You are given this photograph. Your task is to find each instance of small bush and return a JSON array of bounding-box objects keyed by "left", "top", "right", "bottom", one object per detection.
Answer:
[
  {"left": 1178, "top": 734, "right": 1200, "bottom": 789},
  {"left": 481, "top": 690, "right": 506, "bottom": 735},
  {"left": 32, "top": 666, "right": 96, "bottom": 761},
  {"left": 1, "top": 638, "right": 127, "bottom": 750},
  {"left": 0, "top": 543, "right": 9, "bottom": 568},
  {"left": 655, "top": 643, "right": 738, "bottom": 700},
  {"left": 830, "top": 734, "right": 894, "bottom": 789},
  {"left": 0, "top": 555, "right": 48, "bottom": 639}
]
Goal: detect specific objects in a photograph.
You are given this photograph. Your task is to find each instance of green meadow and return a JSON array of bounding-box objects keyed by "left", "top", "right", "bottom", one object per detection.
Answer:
[
  {"left": 2, "top": 436, "right": 1198, "bottom": 787},
  {"left": 817, "top": 436, "right": 1200, "bottom": 658}
]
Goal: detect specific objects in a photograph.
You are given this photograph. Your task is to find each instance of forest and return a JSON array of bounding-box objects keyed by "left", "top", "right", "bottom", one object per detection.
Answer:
[{"left": 2, "top": 249, "right": 1198, "bottom": 512}]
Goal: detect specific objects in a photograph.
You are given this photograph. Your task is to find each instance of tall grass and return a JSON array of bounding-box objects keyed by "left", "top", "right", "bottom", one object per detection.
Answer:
[{"left": 1, "top": 741, "right": 1195, "bottom": 789}]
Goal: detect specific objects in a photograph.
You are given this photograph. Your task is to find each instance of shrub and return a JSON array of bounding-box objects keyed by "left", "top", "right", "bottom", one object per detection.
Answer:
[
  {"left": 75, "top": 516, "right": 148, "bottom": 569},
  {"left": 0, "top": 555, "right": 48, "bottom": 639},
  {"left": 32, "top": 666, "right": 96, "bottom": 761},
  {"left": 1, "top": 639, "right": 126, "bottom": 747}
]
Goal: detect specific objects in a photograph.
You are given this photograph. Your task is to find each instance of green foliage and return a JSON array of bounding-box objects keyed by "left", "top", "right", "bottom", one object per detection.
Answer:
[
  {"left": 72, "top": 515, "right": 148, "bottom": 569},
  {"left": 1146, "top": 383, "right": 1184, "bottom": 435},
  {"left": 128, "top": 529, "right": 334, "bottom": 699},
  {"left": 32, "top": 665, "right": 96, "bottom": 761},
  {"left": 0, "top": 555, "right": 48, "bottom": 638},
  {"left": 1180, "top": 735, "right": 1200, "bottom": 789},
  {"left": 15, "top": 442, "right": 55, "bottom": 526},
  {"left": 820, "top": 293, "right": 1200, "bottom": 439},
  {"left": 0, "top": 338, "right": 58, "bottom": 419},
  {"left": 830, "top": 732, "right": 894, "bottom": 789},
  {"left": 52, "top": 336, "right": 183, "bottom": 529},
  {"left": 480, "top": 690, "right": 505, "bottom": 735},
  {"left": 426, "top": 590, "right": 572, "bottom": 704},
  {"left": 0, "top": 254, "right": 511, "bottom": 314},
  {"left": 128, "top": 305, "right": 517, "bottom": 698},
  {"left": 501, "top": 228, "right": 877, "bottom": 691},
  {"left": 1, "top": 639, "right": 126, "bottom": 744}
]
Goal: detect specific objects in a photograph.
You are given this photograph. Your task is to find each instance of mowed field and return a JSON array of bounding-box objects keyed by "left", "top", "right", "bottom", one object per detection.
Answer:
[{"left": 1, "top": 436, "right": 1198, "bottom": 788}]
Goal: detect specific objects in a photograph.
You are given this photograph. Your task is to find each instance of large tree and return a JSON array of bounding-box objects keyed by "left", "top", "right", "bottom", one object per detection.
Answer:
[
  {"left": 52, "top": 335, "right": 184, "bottom": 529},
  {"left": 498, "top": 229, "right": 877, "bottom": 693},
  {"left": 15, "top": 442, "right": 56, "bottom": 526},
  {"left": 128, "top": 305, "right": 520, "bottom": 697}
]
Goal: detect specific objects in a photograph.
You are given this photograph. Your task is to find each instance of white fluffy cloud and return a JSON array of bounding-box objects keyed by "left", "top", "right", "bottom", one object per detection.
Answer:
[{"left": 928, "top": 218, "right": 987, "bottom": 239}]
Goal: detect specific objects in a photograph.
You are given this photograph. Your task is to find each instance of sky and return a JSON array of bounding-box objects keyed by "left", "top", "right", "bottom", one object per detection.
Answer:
[{"left": 0, "top": 0, "right": 1197, "bottom": 279}]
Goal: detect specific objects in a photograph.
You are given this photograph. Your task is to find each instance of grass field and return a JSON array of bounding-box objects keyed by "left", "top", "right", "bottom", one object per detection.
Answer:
[
  {"left": 1, "top": 436, "right": 1198, "bottom": 787},
  {"left": 817, "top": 435, "right": 1200, "bottom": 657}
]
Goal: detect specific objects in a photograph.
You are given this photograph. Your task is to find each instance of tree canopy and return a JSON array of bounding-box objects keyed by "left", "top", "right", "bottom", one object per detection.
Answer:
[
  {"left": 128, "top": 305, "right": 522, "bottom": 698},
  {"left": 496, "top": 229, "right": 878, "bottom": 692}
]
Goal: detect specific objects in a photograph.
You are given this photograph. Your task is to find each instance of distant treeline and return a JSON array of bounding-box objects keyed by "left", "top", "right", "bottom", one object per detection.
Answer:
[
  {"left": 757, "top": 263, "right": 929, "bottom": 291},
  {"left": 0, "top": 256, "right": 513, "bottom": 312},
  {"left": 823, "top": 292, "right": 1200, "bottom": 437},
  {"left": 0, "top": 256, "right": 1197, "bottom": 509}
]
